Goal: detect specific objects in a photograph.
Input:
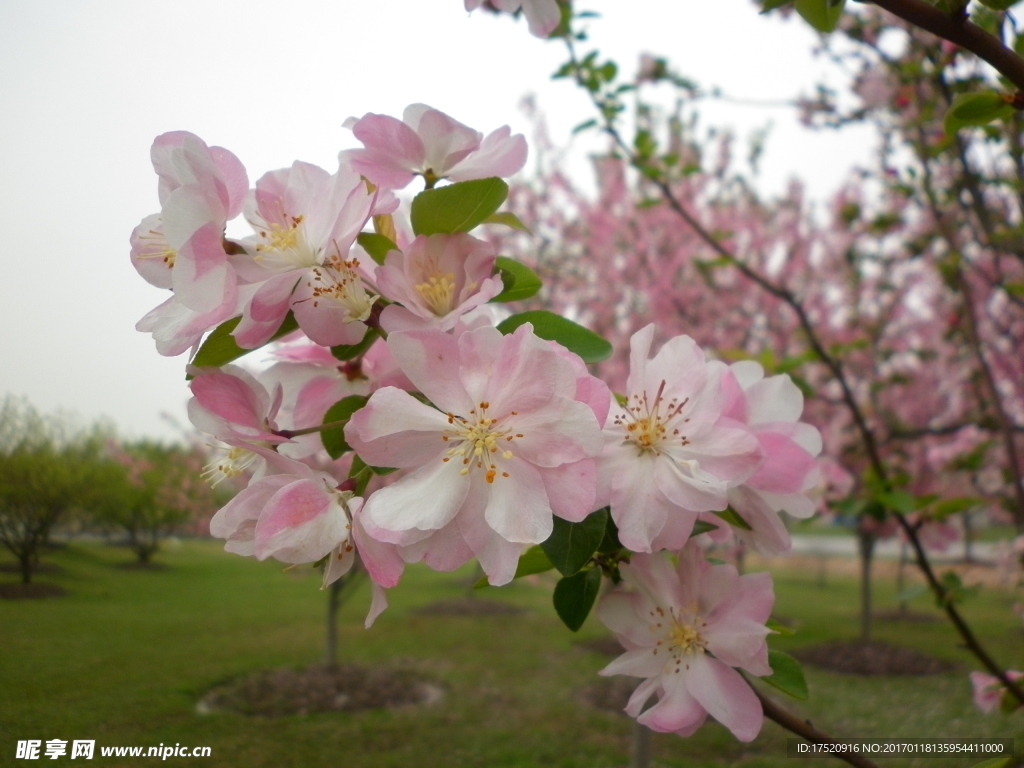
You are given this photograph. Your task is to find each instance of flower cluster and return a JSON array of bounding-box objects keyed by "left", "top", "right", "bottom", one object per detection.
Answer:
[{"left": 131, "top": 104, "right": 822, "bottom": 740}]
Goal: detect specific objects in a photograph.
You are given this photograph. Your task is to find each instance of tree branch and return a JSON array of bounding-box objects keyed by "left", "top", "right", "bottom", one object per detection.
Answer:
[{"left": 866, "top": 0, "right": 1024, "bottom": 92}]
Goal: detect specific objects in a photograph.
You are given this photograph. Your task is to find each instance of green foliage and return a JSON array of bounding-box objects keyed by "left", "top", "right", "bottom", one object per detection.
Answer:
[
  {"left": 936, "top": 570, "right": 980, "bottom": 607},
  {"left": 496, "top": 310, "right": 613, "bottom": 363},
  {"left": 552, "top": 566, "right": 602, "bottom": 631},
  {"left": 0, "top": 397, "right": 113, "bottom": 582},
  {"left": 410, "top": 177, "right": 509, "bottom": 236},
  {"left": 330, "top": 327, "right": 380, "bottom": 361},
  {"left": 762, "top": 650, "right": 810, "bottom": 699},
  {"left": 975, "top": 0, "right": 1020, "bottom": 10},
  {"left": 190, "top": 312, "right": 300, "bottom": 372},
  {"left": 320, "top": 396, "right": 370, "bottom": 460},
  {"left": 943, "top": 91, "right": 1015, "bottom": 135},
  {"left": 94, "top": 440, "right": 218, "bottom": 564},
  {"left": 483, "top": 212, "right": 531, "bottom": 232},
  {"left": 793, "top": 0, "right": 846, "bottom": 32},
  {"left": 541, "top": 508, "right": 608, "bottom": 577},
  {"left": 355, "top": 232, "right": 398, "bottom": 265},
  {"left": 492, "top": 257, "right": 543, "bottom": 303}
]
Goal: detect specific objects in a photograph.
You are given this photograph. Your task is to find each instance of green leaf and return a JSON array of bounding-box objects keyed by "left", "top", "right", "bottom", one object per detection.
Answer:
[
  {"left": 190, "top": 312, "right": 299, "bottom": 372},
  {"left": 348, "top": 453, "right": 398, "bottom": 478},
  {"left": 552, "top": 567, "right": 603, "bottom": 631},
  {"left": 977, "top": 0, "right": 1020, "bottom": 10},
  {"left": 492, "top": 257, "right": 543, "bottom": 303},
  {"left": 932, "top": 497, "right": 982, "bottom": 519},
  {"left": 331, "top": 328, "right": 379, "bottom": 361},
  {"left": 944, "top": 91, "right": 1015, "bottom": 134},
  {"left": 761, "top": 650, "right": 809, "bottom": 699},
  {"left": 761, "top": 0, "right": 796, "bottom": 10},
  {"left": 766, "top": 618, "right": 795, "bottom": 636},
  {"left": 475, "top": 545, "right": 555, "bottom": 587},
  {"left": 937, "top": 570, "right": 980, "bottom": 606},
  {"left": 483, "top": 212, "right": 532, "bottom": 233},
  {"left": 320, "top": 396, "right": 369, "bottom": 460},
  {"left": 596, "top": 510, "right": 622, "bottom": 554},
  {"left": 690, "top": 520, "right": 719, "bottom": 538},
  {"left": 714, "top": 507, "right": 753, "bottom": 531},
  {"left": 541, "top": 508, "right": 608, "bottom": 577},
  {"left": 356, "top": 232, "right": 398, "bottom": 265},
  {"left": 496, "top": 310, "right": 613, "bottom": 363},
  {"left": 793, "top": 0, "right": 846, "bottom": 31},
  {"left": 410, "top": 177, "right": 509, "bottom": 236},
  {"left": 878, "top": 490, "right": 917, "bottom": 514}
]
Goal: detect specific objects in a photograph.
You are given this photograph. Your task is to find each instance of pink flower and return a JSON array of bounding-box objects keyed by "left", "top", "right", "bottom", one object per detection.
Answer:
[
  {"left": 716, "top": 361, "right": 822, "bottom": 555},
  {"left": 342, "top": 104, "right": 527, "bottom": 190},
  {"left": 465, "top": 0, "right": 562, "bottom": 38},
  {"left": 344, "top": 323, "right": 604, "bottom": 585},
  {"left": 187, "top": 365, "right": 290, "bottom": 484},
  {"left": 233, "top": 161, "right": 378, "bottom": 348},
  {"left": 377, "top": 233, "right": 505, "bottom": 332},
  {"left": 209, "top": 451, "right": 403, "bottom": 627},
  {"left": 597, "top": 326, "right": 764, "bottom": 553},
  {"left": 970, "top": 670, "right": 1023, "bottom": 714},
  {"left": 597, "top": 544, "right": 773, "bottom": 742},
  {"left": 130, "top": 132, "right": 248, "bottom": 313}
]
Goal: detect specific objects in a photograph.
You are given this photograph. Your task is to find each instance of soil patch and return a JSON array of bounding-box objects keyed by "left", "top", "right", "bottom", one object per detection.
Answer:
[
  {"left": 792, "top": 640, "right": 959, "bottom": 676},
  {"left": 198, "top": 663, "right": 441, "bottom": 717},
  {"left": 577, "top": 636, "right": 624, "bottom": 657},
  {"left": 0, "top": 562, "right": 62, "bottom": 575},
  {"left": 580, "top": 676, "right": 636, "bottom": 715},
  {"left": 114, "top": 561, "right": 170, "bottom": 571},
  {"left": 0, "top": 583, "right": 68, "bottom": 600},
  {"left": 414, "top": 597, "right": 525, "bottom": 616},
  {"left": 875, "top": 608, "right": 942, "bottom": 623}
]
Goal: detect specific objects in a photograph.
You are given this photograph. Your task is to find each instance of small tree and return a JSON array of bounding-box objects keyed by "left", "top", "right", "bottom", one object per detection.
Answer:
[
  {"left": 0, "top": 397, "right": 106, "bottom": 584},
  {"left": 95, "top": 440, "right": 218, "bottom": 565}
]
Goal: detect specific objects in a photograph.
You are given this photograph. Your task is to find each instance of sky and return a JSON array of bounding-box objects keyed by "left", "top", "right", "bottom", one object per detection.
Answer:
[{"left": 0, "top": 0, "right": 872, "bottom": 443}]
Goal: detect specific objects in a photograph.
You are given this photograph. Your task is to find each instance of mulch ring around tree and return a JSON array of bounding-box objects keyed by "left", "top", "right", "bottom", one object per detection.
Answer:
[
  {"left": 197, "top": 663, "right": 443, "bottom": 717},
  {"left": 575, "top": 635, "right": 633, "bottom": 715},
  {"left": 0, "top": 582, "right": 68, "bottom": 599},
  {"left": 792, "top": 640, "right": 960, "bottom": 676}
]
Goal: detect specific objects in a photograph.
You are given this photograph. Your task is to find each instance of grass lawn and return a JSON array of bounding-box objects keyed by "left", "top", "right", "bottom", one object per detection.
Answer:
[{"left": 1, "top": 540, "right": 1021, "bottom": 768}]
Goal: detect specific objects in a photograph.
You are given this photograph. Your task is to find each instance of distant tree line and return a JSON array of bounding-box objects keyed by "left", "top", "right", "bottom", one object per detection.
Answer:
[{"left": 0, "top": 396, "right": 224, "bottom": 583}]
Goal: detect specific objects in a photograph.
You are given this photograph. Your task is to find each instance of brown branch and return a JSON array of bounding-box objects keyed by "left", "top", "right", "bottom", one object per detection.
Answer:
[
  {"left": 866, "top": 0, "right": 1024, "bottom": 92},
  {"left": 561, "top": 29, "right": 1024, "bottom": 709},
  {"left": 754, "top": 687, "right": 884, "bottom": 768}
]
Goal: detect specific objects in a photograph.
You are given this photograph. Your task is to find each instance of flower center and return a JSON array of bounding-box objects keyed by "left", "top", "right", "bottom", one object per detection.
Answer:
[
  {"left": 135, "top": 225, "right": 176, "bottom": 269},
  {"left": 306, "top": 257, "right": 378, "bottom": 323},
  {"left": 440, "top": 401, "right": 523, "bottom": 483},
  {"left": 202, "top": 446, "right": 258, "bottom": 486},
  {"left": 614, "top": 380, "right": 690, "bottom": 456},
  {"left": 649, "top": 604, "right": 707, "bottom": 673},
  {"left": 416, "top": 273, "right": 457, "bottom": 316},
  {"left": 254, "top": 214, "right": 320, "bottom": 270}
]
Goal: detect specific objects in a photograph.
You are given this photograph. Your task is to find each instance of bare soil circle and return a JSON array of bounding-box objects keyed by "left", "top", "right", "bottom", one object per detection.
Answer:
[{"left": 197, "top": 663, "right": 442, "bottom": 717}]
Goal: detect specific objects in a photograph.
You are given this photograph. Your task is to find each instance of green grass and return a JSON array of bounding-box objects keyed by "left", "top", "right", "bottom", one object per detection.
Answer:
[{"left": 1, "top": 541, "right": 1021, "bottom": 768}]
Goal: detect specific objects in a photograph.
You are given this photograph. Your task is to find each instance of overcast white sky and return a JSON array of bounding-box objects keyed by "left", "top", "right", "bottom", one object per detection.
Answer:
[{"left": 0, "top": 0, "right": 871, "bottom": 442}]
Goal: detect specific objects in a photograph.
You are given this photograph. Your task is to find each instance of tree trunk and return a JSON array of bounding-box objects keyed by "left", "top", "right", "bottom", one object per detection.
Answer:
[
  {"left": 630, "top": 720, "right": 651, "bottom": 768},
  {"left": 18, "top": 550, "right": 33, "bottom": 584},
  {"left": 325, "top": 575, "right": 344, "bottom": 668},
  {"left": 857, "top": 529, "right": 876, "bottom": 644}
]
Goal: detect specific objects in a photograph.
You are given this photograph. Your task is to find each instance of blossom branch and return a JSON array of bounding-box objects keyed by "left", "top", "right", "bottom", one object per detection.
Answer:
[
  {"left": 753, "top": 687, "right": 883, "bottom": 768},
  {"left": 561, "top": 28, "right": 1024, "bottom": 708},
  {"left": 865, "top": 0, "right": 1024, "bottom": 93}
]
